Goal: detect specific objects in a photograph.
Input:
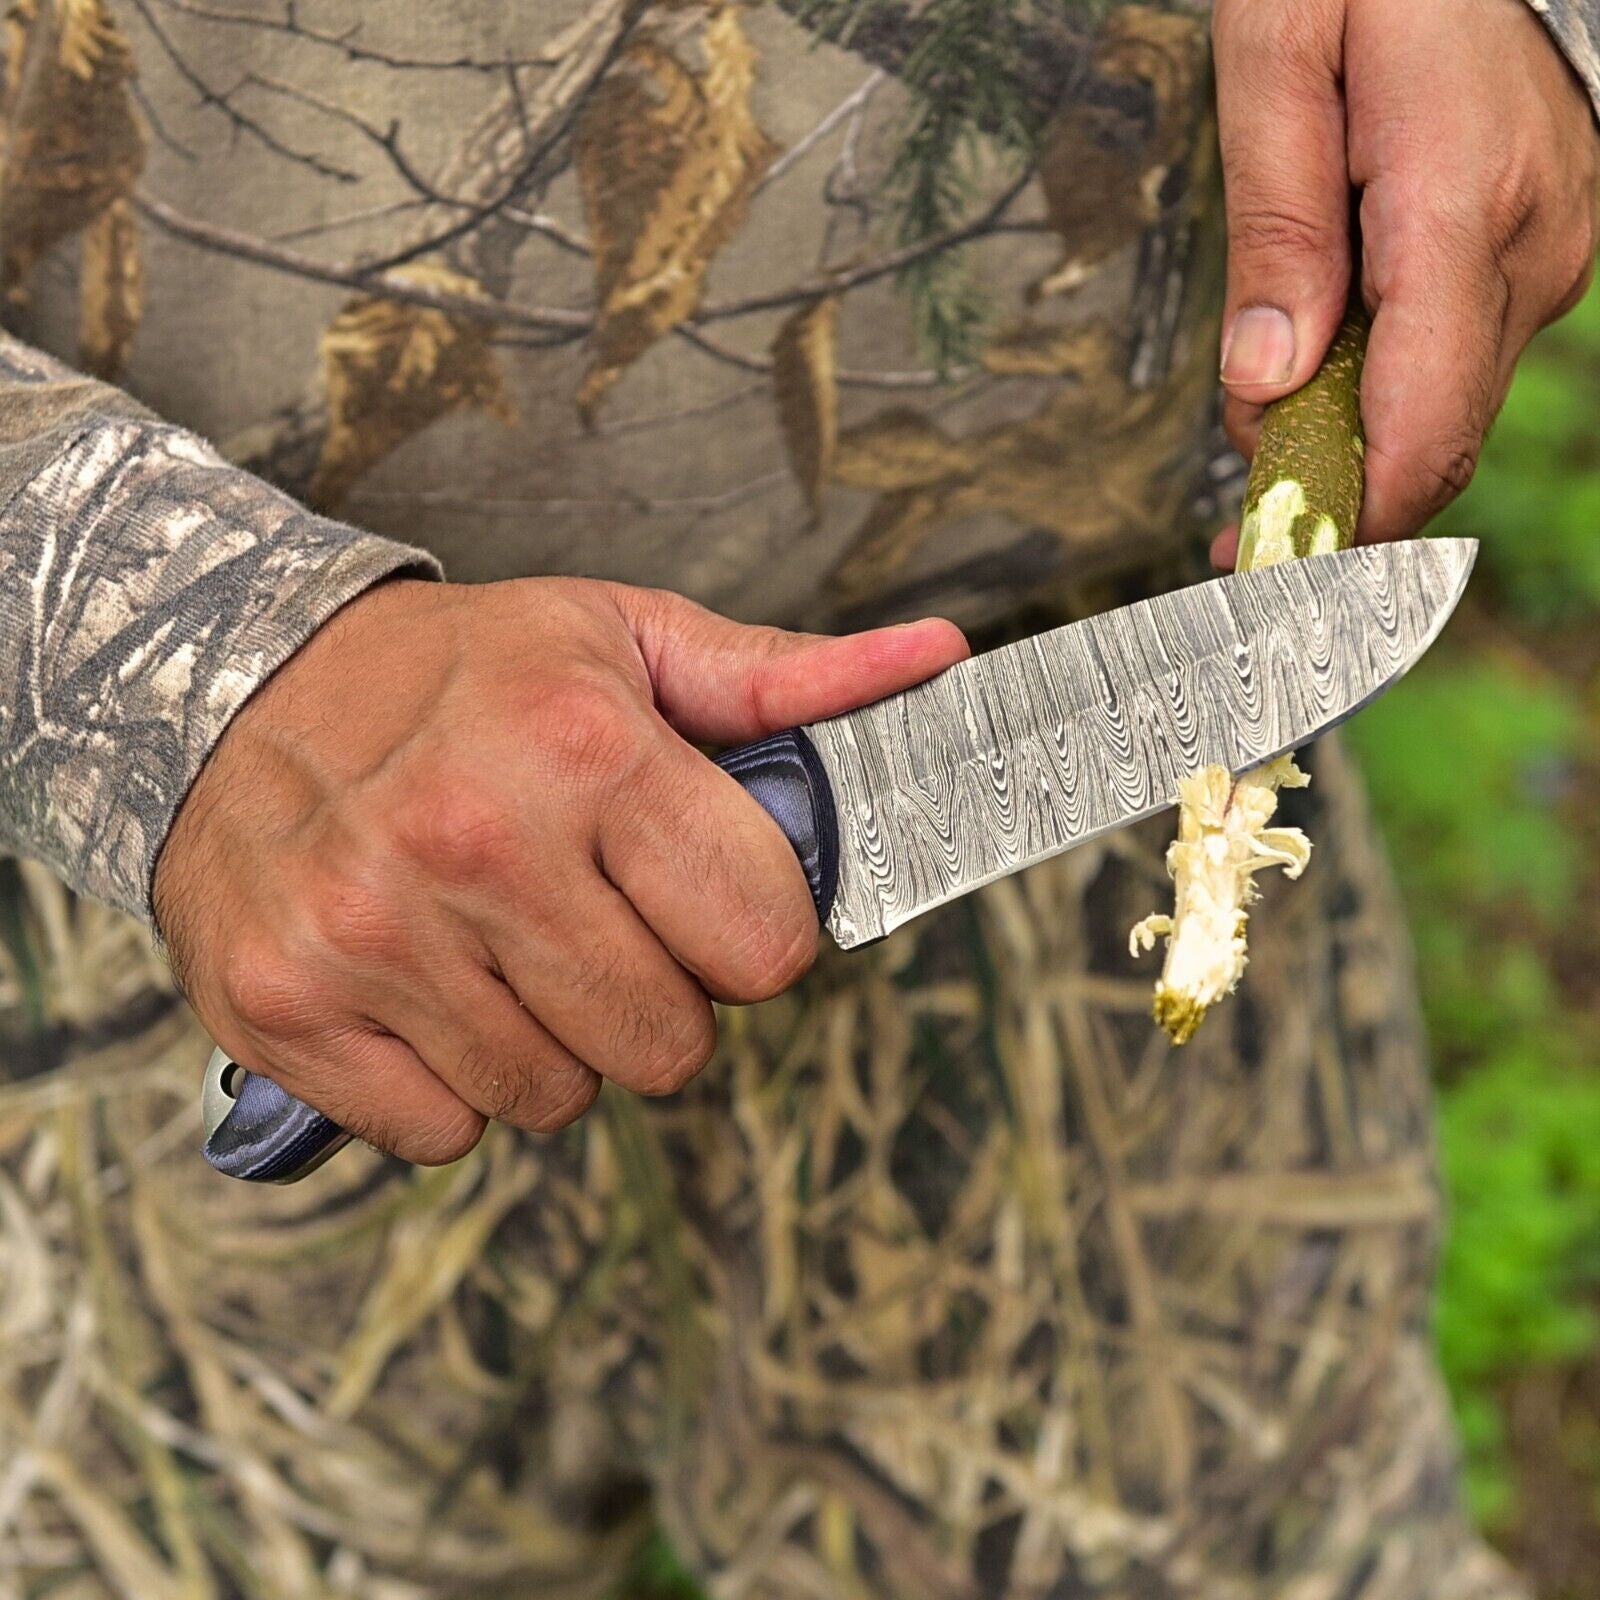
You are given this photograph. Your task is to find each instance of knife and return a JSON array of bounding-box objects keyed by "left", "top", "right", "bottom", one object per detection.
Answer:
[{"left": 200, "top": 537, "right": 1477, "bottom": 1183}]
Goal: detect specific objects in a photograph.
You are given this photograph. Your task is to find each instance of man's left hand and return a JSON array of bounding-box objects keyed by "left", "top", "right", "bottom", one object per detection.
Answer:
[{"left": 1211, "top": 0, "right": 1598, "bottom": 561}]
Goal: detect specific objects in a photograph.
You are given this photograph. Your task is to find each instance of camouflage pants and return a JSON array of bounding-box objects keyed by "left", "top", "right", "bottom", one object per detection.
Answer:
[{"left": 0, "top": 739, "right": 1523, "bottom": 1600}]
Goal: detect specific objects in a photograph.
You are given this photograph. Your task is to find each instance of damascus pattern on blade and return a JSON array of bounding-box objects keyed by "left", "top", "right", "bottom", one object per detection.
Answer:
[{"left": 809, "top": 540, "right": 1474, "bottom": 948}]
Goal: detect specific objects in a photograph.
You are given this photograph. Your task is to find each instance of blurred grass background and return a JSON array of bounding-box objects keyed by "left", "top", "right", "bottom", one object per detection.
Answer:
[{"left": 620, "top": 286, "right": 1600, "bottom": 1599}]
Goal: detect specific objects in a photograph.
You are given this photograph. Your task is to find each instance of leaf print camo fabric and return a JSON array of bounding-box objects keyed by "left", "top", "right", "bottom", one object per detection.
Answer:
[{"left": 1, "top": 2, "right": 1597, "bottom": 1596}]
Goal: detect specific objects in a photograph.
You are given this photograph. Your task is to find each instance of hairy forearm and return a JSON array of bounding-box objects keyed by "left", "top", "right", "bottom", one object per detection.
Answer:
[{"left": 0, "top": 336, "right": 438, "bottom": 924}]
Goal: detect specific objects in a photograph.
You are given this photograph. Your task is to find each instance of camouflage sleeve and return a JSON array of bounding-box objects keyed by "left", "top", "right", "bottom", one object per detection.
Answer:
[
  {"left": 1525, "top": 0, "right": 1600, "bottom": 116},
  {"left": 0, "top": 334, "right": 441, "bottom": 926}
]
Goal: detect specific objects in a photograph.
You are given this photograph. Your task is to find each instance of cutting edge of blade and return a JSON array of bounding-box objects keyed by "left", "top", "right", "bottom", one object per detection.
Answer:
[
  {"left": 821, "top": 536, "right": 1477, "bottom": 950},
  {"left": 829, "top": 797, "right": 1163, "bottom": 946}
]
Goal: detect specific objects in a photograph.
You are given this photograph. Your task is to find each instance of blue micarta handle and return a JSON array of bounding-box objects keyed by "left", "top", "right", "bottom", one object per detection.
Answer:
[
  {"left": 201, "top": 727, "right": 838, "bottom": 1182},
  {"left": 711, "top": 727, "right": 838, "bottom": 924}
]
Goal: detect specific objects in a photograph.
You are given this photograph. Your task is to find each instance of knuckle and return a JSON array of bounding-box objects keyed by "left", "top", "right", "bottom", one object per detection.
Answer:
[
  {"left": 221, "top": 945, "right": 314, "bottom": 1037},
  {"left": 734, "top": 630, "right": 800, "bottom": 730},
  {"left": 718, "top": 901, "right": 818, "bottom": 1003},
  {"left": 306, "top": 870, "right": 405, "bottom": 964},
  {"left": 632, "top": 999, "right": 717, "bottom": 1096},
  {"left": 1391, "top": 176, "right": 1471, "bottom": 243},
  {"left": 450, "top": 1037, "right": 602, "bottom": 1132},
  {"left": 452, "top": 1040, "right": 535, "bottom": 1122},
  {"left": 393, "top": 1105, "right": 485, "bottom": 1167},
  {"left": 1413, "top": 435, "right": 1482, "bottom": 506},
  {"left": 1227, "top": 203, "right": 1338, "bottom": 266},
  {"left": 1215, "top": 0, "right": 1334, "bottom": 80},
  {"left": 537, "top": 678, "right": 639, "bottom": 786},
  {"left": 392, "top": 780, "right": 517, "bottom": 884},
  {"left": 1213, "top": 0, "right": 1278, "bottom": 59},
  {"left": 602, "top": 738, "right": 676, "bottom": 838},
  {"left": 521, "top": 1070, "right": 603, "bottom": 1133}
]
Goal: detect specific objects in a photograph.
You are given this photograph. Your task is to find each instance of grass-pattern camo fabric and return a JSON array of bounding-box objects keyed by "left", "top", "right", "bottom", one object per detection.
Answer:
[
  {"left": 0, "top": 741, "right": 1529, "bottom": 1598},
  {"left": 0, "top": 338, "right": 436, "bottom": 921}
]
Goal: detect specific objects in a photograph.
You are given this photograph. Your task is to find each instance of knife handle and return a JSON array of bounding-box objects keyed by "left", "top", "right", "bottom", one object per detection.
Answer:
[
  {"left": 201, "top": 727, "right": 840, "bottom": 1183},
  {"left": 710, "top": 726, "right": 839, "bottom": 922}
]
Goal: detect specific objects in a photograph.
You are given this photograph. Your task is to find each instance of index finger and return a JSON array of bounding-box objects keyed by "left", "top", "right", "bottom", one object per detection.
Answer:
[{"left": 599, "top": 731, "right": 819, "bottom": 1006}]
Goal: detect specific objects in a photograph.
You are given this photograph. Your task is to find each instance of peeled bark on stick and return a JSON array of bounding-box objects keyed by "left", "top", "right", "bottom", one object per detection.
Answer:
[{"left": 1132, "top": 307, "right": 1371, "bottom": 1044}]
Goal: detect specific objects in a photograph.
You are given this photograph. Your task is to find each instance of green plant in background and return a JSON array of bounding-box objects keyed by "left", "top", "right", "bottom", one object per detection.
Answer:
[
  {"left": 1433, "top": 1054, "right": 1600, "bottom": 1526},
  {"left": 1438, "top": 284, "right": 1600, "bottom": 624},
  {"left": 614, "top": 1532, "right": 706, "bottom": 1600},
  {"left": 1349, "top": 275, "right": 1600, "bottom": 1568},
  {"left": 1352, "top": 661, "right": 1583, "bottom": 1067},
  {"left": 0, "top": 857, "right": 46, "bottom": 1031}
]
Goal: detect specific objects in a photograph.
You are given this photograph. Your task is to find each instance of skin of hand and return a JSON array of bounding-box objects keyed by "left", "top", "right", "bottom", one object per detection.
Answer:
[
  {"left": 153, "top": 578, "right": 968, "bottom": 1164},
  {"left": 1210, "top": 0, "right": 1599, "bottom": 565}
]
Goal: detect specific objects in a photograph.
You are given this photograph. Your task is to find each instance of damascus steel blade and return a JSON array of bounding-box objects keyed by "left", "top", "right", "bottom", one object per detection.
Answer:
[{"left": 810, "top": 538, "right": 1476, "bottom": 948}]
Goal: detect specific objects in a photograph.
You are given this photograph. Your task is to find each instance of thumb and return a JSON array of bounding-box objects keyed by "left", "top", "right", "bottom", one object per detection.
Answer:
[
  {"left": 1215, "top": 0, "right": 1352, "bottom": 403},
  {"left": 609, "top": 584, "right": 971, "bottom": 746}
]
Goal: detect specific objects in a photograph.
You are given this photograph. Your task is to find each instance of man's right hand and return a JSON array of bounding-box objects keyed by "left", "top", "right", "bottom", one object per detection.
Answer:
[{"left": 153, "top": 577, "right": 967, "bottom": 1164}]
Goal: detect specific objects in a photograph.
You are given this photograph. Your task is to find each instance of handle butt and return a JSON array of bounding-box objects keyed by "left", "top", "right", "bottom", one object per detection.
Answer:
[{"left": 201, "top": 1047, "right": 351, "bottom": 1182}]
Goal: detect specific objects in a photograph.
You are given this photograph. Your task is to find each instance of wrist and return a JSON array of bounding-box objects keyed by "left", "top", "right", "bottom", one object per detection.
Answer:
[{"left": 152, "top": 575, "right": 448, "bottom": 948}]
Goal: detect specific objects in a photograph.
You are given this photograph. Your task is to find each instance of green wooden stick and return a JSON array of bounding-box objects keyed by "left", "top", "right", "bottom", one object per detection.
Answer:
[{"left": 1236, "top": 307, "right": 1370, "bottom": 571}]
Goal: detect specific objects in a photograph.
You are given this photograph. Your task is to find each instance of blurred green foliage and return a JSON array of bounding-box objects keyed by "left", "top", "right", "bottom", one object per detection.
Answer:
[
  {"left": 1442, "top": 286, "right": 1600, "bottom": 624},
  {"left": 1349, "top": 278, "right": 1600, "bottom": 1544},
  {"left": 1433, "top": 1056, "right": 1600, "bottom": 1526},
  {"left": 615, "top": 1532, "right": 705, "bottom": 1600}
]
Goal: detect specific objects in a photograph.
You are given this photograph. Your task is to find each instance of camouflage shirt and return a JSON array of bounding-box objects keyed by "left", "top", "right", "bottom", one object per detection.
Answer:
[{"left": 0, "top": 0, "right": 1596, "bottom": 922}]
